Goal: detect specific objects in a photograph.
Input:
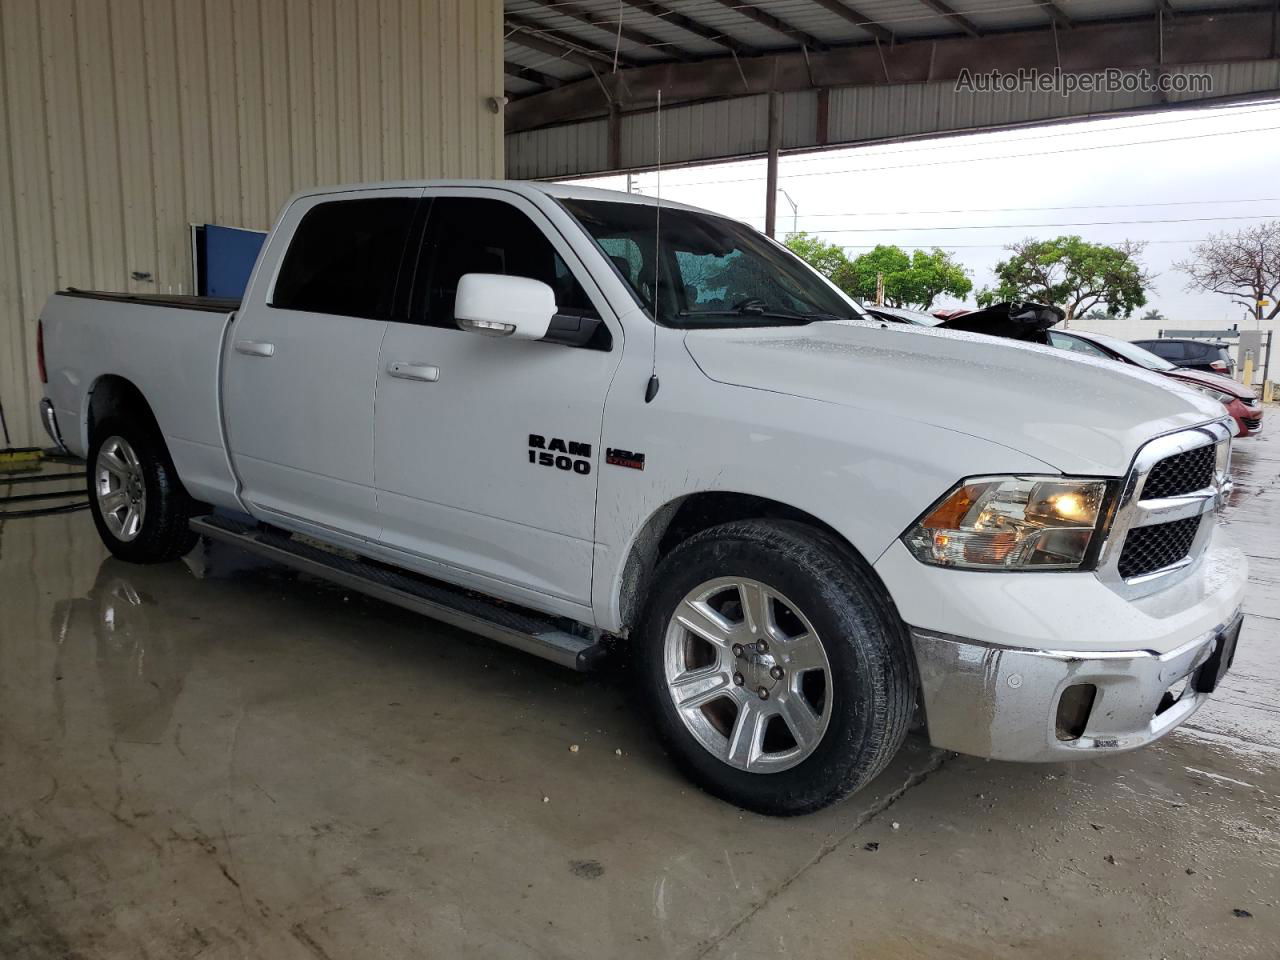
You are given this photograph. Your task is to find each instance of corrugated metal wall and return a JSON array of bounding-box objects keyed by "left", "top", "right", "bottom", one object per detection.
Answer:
[
  {"left": 0, "top": 0, "right": 503, "bottom": 448},
  {"left": 505, "top": 61, "right": 1280, "bottom": 179}
]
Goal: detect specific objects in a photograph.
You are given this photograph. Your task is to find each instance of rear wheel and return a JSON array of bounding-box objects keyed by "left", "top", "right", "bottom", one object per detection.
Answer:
[
  {"left": 638, "top": 520, "right": 915, "bottom": 816},
  {"left": 88, "top": 419, "right": 200, "bottom": 563}
]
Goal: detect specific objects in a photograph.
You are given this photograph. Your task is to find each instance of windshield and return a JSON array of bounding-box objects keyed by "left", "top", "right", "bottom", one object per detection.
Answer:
[
  {"left": 1085, "top": 332, "right": 1178, "bottom": 371},
  {"left": 560, "top": 198, "right": 862, "bottom": 327}
]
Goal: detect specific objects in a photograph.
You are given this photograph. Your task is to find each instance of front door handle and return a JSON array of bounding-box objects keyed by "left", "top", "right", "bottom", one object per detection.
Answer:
[
  {"left": 234, "top": 340, "right": 275, "bottom": 358},
  {"left": 388, "top": 361, "right": 440, "bottom": 383}
]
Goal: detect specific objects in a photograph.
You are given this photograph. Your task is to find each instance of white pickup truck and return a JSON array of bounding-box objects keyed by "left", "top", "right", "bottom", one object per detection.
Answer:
[{"left": 38, "top": 181, "right": 1247, "bottom": 815}]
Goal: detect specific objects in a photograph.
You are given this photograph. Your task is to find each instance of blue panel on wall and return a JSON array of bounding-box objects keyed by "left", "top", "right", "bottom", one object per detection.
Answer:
[{"left": 203, "top": 224, "right": 267, "bottom": 298}]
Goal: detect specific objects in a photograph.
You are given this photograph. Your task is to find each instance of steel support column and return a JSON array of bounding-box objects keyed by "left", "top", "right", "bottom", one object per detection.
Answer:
[{"left": 764, "top": 90, "right": 780, "bottom": 238}]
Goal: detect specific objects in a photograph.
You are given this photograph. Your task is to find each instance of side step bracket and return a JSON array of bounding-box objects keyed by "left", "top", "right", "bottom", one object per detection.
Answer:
[{"left": 190, "top": 514, "right": 606, "bottom": 671}]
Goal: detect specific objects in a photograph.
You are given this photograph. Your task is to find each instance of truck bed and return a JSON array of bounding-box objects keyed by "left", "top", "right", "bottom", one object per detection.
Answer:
[
  {"left": 42, "top": 286, "right": 239, "bottom": 504},
  {"left": 60, "top": 288, "right": 240, "bottom": 313}
]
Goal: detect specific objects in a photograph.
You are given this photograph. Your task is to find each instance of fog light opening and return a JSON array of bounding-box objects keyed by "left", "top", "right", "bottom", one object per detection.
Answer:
[
  {"left": 1157, "top": 678, "right": 1191, "bottom": 716},
  {"left": 1055, "top": 683, "right": 1097, "bottom": 741}
]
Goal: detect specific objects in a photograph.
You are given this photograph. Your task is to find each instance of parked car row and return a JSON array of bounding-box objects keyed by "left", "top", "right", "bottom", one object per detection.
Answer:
[
  {"left": 866, "top": 304, "right": 1262, "bottom": 438},
  {"left": 1047, "top": 330, "right": 1262, "bottom": 438}
]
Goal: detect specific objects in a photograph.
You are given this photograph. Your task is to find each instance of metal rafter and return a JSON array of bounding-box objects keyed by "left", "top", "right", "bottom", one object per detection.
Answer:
[
  {"left": 506, "top": 9, "right": 1272, "bottom": 132},
  {"left": 706, "top": 0, "right": 829, "bottom": 50},
  {"left": 618, "top": 0, "right": 759, "bottom": 56},
  {"left": 804, "top": 0, "right": 894, "bottom": 44},
  {"left": 915, "top": 0, "right": 980, "bottom": 37},
  {"left": 520, "top": 0, "right": 694, "bottom": 61},
  {"left": 505, "top": 13, "right": 640, "bottom": 67},
  {"left": 504, "top": 59, "right": 563, "bottom": 89},
  {"left": 1037, "top": 1, "right": 1074, "bottom": 28}
]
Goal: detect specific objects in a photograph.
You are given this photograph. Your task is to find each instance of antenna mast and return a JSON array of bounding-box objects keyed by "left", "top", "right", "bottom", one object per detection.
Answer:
[{"left": 645, "top": 90, "right": 662, "bottom": 403}]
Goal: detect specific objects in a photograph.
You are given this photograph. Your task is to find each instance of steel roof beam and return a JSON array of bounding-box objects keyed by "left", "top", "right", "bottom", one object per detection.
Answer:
[
  {"left": 504, "top": 60, "right": 563, "bottom": 89},
  {"left": 519, "top": 0, "right": 695, "bottom": 61},
  {"left": 804, "top": 0, "right": 894, "bottom": 44},
  {"left": 618, "top": 1, "right": 759, "bottom": 56},
  {"left": 706, "top": 0, "right": 829, "bottom": 51},
  {"left": 507, "top": 10, "right": 1272, "bottom": 131},
  {"left": 506, "top": 14, "right": 639, "bottom": 68},
  {"left": 915, "top": 0, "right": 980, "bottom": 37},
  {"left": 1038, "top": 1, "right": 1074, "bottom": 29}
]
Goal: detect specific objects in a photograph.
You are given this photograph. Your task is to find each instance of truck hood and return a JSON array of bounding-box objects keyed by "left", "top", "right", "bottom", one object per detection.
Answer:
[{"left": 683, "top": 320, "right": 1225, "bottom": 476}]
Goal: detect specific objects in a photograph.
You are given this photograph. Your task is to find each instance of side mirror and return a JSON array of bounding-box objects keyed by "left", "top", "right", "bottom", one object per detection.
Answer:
[{"left": 455, "top": 273, "right": 555, "bottom": 340}]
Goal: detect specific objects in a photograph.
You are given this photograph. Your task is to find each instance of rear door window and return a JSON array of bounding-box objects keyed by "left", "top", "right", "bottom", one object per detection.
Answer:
[{"left": 272, "top": 197, "right": 417, "bottom": 319}]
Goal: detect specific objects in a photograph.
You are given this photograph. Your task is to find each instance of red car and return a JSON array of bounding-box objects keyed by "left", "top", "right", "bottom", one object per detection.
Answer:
[{"left": 1047, "top": 329, "right": 1263, "bottom": 437}]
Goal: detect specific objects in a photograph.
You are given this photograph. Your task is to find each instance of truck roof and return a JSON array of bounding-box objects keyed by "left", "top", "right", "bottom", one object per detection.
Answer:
[{"left": 289, "top": 179, "right": 715, "bottom": 216}]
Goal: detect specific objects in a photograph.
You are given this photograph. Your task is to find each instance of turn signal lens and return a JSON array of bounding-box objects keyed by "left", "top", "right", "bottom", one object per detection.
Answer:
[{"left": 904, "top": 477, "right": 1109, "bottom": 570}]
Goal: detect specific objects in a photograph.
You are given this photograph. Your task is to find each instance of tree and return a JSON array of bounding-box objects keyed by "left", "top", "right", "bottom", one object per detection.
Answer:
[
  {"left": 783, "top": 232, "right": 849, "bottom": 279},
  {"left": 837, "top": 245, "right": 973, "bottom": 310},
  {"left": 1081, "top": 308, "right": 1118, "bottom": 322},
  {"left": 1140, "top": 308, "right": 1168, "bottom": 325},
  {"left": 1176, "top": 221, "right": 1280, "bottom": 323},
  {"left": 977, "top": 236, "right": 1152, "bottom": 326}
]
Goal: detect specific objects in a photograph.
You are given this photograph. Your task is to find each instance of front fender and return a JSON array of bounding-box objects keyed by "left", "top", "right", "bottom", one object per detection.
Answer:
[{"left": 591, "top": 354, "right": 1058, "bottom": 633}]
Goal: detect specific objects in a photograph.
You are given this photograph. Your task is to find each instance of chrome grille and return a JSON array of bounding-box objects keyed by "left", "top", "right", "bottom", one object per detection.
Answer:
[
  {"left": 1117, "top": 515, "right": 1202, "bottom": 579},
  {"left": 1096, "top": 422, "right": 1232, "bottom": 596},
  {"left": 1142, "top": 444, "right": 1214, "bottom": 499}
]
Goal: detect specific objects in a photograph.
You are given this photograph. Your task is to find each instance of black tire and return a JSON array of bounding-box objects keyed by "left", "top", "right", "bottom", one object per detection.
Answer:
[
  {"left": 637, "top": 519, "right": 915, "bottom": 816},
  {"left": 87, "top": 417, "right": 200, "bottom": 564}
]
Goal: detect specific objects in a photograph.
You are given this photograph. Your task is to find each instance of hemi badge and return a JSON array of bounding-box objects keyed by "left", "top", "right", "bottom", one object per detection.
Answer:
[{"left": 606, "top": 448, "right": 646, "bottom": 471}]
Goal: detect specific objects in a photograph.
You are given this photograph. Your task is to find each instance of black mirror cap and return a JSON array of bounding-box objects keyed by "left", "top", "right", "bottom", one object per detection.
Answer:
[{"left": 542, "top": 312, "right": 610, "bottom": 349}]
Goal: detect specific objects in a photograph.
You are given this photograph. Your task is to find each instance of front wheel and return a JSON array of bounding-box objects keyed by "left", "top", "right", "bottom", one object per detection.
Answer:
[
  {"left": 88, "top": 419, "right": 200, "bottom": 563},
  {"left": 638, "top": 520, "right": 915, "bottom": 816}
]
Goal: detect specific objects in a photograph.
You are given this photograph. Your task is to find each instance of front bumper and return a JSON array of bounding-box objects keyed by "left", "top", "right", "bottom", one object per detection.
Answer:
[
  {"left": 910, "top": 611, "right": 1241, "bottom": 762},
  {"left": 878, "top": 522, "right": 1248, "bottom": 762},
  {"left": 1237, "top": 404, "right": 1263, "bottom": 437}
]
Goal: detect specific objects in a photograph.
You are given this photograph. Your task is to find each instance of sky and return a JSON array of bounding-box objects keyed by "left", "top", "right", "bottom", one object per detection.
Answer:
[{"left": 568, "top": 97, "right": 1280, "bottom": 341}]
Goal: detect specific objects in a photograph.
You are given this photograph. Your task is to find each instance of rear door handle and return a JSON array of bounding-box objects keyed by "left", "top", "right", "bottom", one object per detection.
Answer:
[
  {"left": 234, "top": 340, "right": 275, "bottom": 358},
  {"left": 388, "top": 361, "right": 440, "bottom": 383}
]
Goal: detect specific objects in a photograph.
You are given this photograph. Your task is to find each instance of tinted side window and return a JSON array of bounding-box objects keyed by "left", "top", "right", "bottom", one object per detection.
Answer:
[
  {"left": 1146, "top": 340, "right": 1185, "bottom": 360},
  {"left": 272, "top": 198, "right": 417, "bottom": 319},
  {"left": 416, "top": 197, "right": 598, "bottom": 330}
]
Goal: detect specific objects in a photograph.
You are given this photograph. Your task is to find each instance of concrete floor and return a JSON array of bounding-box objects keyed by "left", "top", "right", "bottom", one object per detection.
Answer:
[{"left": 2, "top": 433, "right": 1278, "bottom": 960}]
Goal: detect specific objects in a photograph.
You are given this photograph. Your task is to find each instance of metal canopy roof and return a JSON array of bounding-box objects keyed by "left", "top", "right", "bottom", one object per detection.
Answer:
[{"left": 503, "top": 1, "right": 1277, "bottom": 133}]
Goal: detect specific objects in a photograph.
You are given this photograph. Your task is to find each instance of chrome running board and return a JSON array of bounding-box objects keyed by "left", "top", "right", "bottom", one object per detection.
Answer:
[{"left": 191, "top": 514, "right": 606, "bottom": 671}]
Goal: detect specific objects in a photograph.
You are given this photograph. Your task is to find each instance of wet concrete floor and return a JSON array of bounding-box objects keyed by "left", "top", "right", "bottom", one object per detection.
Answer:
[{"left": 1, "top": 433, "right": 1277, "bottom": 959}]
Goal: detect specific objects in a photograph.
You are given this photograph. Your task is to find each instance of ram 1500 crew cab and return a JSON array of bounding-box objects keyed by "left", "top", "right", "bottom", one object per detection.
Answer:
[{"left": 38, "top": 181, "right": 1247, "bottom": 815}]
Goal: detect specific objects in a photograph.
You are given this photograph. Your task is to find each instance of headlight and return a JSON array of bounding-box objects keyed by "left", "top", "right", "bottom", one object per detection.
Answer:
[
  {"left": 1184, "top": 382, "right": 1235, "bottom": 405},
  {"left": 904, "top": 476, "right": 1110, "bottom": 570}
]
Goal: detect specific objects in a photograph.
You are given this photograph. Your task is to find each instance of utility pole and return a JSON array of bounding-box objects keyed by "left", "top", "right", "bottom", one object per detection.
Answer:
[{"left": 779, "top": 189, "right": 798, "bottom": 236}]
